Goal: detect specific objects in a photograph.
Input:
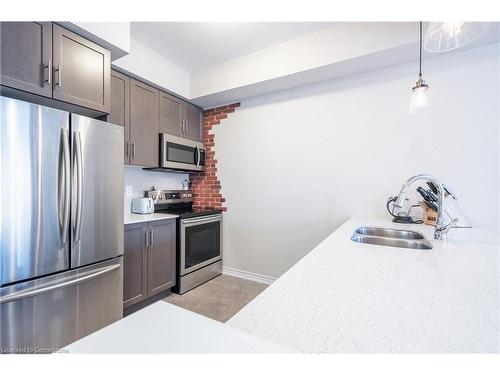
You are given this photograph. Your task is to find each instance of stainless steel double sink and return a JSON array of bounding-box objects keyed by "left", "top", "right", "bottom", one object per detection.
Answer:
[{"left": 351, "top": 226, "right": 433, "bottom": 250}]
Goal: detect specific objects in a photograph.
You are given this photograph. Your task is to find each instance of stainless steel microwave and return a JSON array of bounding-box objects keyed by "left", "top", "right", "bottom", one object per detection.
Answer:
[{"left": 160, "top": 133, "right": 205, "bottom": 172}]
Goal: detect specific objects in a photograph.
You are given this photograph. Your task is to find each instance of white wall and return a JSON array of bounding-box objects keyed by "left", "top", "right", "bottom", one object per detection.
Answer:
[
  {"left": 62, "top": 22, "right": 131, "bottom": 60},
  {"left": 114, "top": 38, "right": 191, "bottom": 98},
  {"left": 124, "top": 166, "right": 188, "bottom": 215},
  {"left": 192, "top": 23, "right": 416, "bottom": 98},
  {"left": 74, "top": 22, "right": 130, "bottom": 51},
  {"left": 214, "top": 44, "right": 500, "bottom": 278},
  {"left": 191, "top": 23, "right": 499, "bottom": 108}
]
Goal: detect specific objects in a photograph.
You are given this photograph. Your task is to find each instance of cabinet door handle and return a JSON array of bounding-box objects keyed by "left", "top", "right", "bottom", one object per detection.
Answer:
[
  {"left": 186, "top": 120, "right": 189, "bottom": 134},
  {"left": 149, "top": 230, "right": 154, "bottom": 247},
  {"left": 53, "top": 64, "right": 62, "bottom": 87},
  {"left": 43, "top": 60, "right": 52, "bottom": 86},
  {"left": 125, "top": 142, "right": 129, "bottom": 158},
  {"left": 131, "top": 142, "right": 135, "bottom": 159},
  {"left": 144, "top": 230, "right": 148, "bottom": 247},
  {"left": 181, "top": 120, "right": 185, "bottom": 134}
]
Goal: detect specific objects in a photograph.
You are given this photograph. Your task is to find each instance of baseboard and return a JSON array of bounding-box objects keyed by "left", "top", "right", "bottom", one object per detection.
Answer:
[
  {"left": 123, "top": 289, "right": 171, "bottom": 317},
  {"left": 222, "top": 266, "right": 276, "bottom": 285}
]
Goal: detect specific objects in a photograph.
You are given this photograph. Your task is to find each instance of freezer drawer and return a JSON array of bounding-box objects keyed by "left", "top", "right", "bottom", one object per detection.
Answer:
[{"left": 0, "top": 257, "right": 123, "bottom": 353}]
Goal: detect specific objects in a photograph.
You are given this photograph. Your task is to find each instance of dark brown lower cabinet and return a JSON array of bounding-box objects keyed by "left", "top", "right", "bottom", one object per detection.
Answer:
[
  {"left": 123, "top": 223, "right": 148, "bottom": 309},
  {"left": 147, "top": 220, "right": 176, "bottom": 296},
  {"left": 123, "top": 219, "right": 176, "bottom": 310}
]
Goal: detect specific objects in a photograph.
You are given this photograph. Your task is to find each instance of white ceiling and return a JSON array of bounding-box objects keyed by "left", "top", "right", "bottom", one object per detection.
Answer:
[{"left": 130, "top": 22, "right": 335, "bottom": 72}]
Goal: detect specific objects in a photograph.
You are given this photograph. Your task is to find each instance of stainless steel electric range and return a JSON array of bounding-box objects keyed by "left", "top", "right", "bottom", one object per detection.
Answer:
[{"left": 145, "top": 188, "right": 222, "bottom": 294}]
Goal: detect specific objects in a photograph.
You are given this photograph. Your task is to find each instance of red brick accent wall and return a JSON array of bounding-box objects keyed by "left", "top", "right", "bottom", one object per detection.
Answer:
[{"left": 191, "top": 102, "right": 240, "bottom": 211}]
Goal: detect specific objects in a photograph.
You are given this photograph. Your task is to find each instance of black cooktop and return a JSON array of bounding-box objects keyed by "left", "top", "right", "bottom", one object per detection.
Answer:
[{"left": 155, "top": 206, "right": 222, "bottom": 219}]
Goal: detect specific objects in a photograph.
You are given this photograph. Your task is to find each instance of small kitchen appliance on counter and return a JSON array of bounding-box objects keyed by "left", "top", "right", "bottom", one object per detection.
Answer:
[
  {"left": 145, "top": 188, "right": 222, "bottom": 294},
  {"left": 131, "top": 197, "right": 155, "bottom": 214}
]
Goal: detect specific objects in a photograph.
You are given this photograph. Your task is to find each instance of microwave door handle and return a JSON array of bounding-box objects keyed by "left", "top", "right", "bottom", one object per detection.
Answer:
[
  {"left": 196, "top": 146, "right": 200, "bottom": 166},
  {"left": 161, "top": 136, "right": 167, "bottom": 167}
]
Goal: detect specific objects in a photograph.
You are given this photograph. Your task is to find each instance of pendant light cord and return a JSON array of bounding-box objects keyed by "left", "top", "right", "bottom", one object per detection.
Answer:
[{"left": 419, "top": 21, "right": 423, "bottom": 78}]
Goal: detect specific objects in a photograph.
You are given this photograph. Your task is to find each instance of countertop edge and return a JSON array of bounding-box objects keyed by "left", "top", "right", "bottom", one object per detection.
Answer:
[{"left": 124, "top": 213, "right": 179, "bottom": 225}]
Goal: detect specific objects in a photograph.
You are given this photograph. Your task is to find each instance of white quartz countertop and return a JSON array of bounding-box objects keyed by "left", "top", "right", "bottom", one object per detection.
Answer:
[
  {"left": 228, "top": 218, "right": 499, "bottom": 353},
  {"left": 63, "top": 301, "right": 292, "bottom": 353},
  {"left": 124, "top": 212, "right": 178, "bottom": 225}
]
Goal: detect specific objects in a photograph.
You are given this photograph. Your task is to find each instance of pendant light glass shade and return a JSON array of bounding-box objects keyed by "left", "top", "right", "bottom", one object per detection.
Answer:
[
  {"left": 409, "top": 78, "right": 429, "bottom": 114},
  {"left": 424, "top": 22, "right": 490, "bottom": 52},
  {"left": 409, "top": 21, "right": 430, "bottom": 114}
]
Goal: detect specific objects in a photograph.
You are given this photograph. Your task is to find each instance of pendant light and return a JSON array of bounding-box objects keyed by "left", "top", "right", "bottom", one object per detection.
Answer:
[
  {"left": 424, "top": 22, "right": 490, "bottom": 52},
  {"left": 409, "top": 21, "right": 429, "bottom": 114}
]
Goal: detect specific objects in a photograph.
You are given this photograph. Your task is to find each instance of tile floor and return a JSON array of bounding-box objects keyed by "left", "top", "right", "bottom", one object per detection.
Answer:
[{"left": 165, "top": 274, "right": 268, "bottom": 323}]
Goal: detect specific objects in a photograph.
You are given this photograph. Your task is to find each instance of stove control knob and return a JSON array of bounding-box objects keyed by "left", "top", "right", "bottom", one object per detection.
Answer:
[
  {"left": 187, "top": 193, "right": 192, "bottom": 198},
  {"left": 182, "top": 193, "right": 187, "bottom": 198}
]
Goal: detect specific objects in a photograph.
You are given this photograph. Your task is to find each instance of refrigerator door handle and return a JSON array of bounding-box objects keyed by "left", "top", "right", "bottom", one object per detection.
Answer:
[
  {"left": 59, "top": 128, "right": 71, "bottom": 244},
  {"left": 73, "top": 131, "right": 83, "bottom": 242},
  {"left": 0, "top": 263, "right": 120, "bottom": 304}
]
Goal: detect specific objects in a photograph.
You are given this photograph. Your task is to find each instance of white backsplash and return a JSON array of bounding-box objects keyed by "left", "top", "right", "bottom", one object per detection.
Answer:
[{"left": 124, "top": 166, "right": 189, "bottom": 215}]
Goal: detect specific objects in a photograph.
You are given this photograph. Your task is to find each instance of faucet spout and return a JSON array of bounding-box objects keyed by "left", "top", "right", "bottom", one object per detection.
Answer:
[{"left": 394, "top": 174, "right": 448, "bottom": 240}]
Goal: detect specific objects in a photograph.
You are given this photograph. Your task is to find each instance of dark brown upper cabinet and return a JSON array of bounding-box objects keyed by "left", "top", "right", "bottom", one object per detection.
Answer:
[
  {"left": 52, "top": 24, "right": 110, "bottom": 113},
  {"left": 158, "top": 91, "right": 202, "bottom": 142},
  {"left": 129, "top": 78, "right": 159, "bottom": 167},
  {"left": 109, "top": 69, "right": 202, "bottom": 166},
  {"left": 182, "top": 103, "right": 203, "bottom": 142},
  {"left": 123, "top": 219, "right": 176, "bottom": 310},
  {"left": 109, "top": 70, "right": 130, "bottom": 163},
  {"left": 158, "top": 92, "right": 183, "bottom": 138},
  {"left": 0, "top": 22, "right": 111, "bottom": 114},
  {"left": 0, "top": 22, "right": 53, "bottom": 98}
]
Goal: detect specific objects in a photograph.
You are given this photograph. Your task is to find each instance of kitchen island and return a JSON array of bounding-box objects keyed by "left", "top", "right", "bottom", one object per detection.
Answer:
[
  {"left": 228, "top": 218, "right": 499, "bottom": 353},
  {"left": 63, "top": 301, "right": 292, "bottom": 353}
]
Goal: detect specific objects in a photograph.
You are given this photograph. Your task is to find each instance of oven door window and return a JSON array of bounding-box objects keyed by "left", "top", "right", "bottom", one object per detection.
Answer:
[
  {"left": 185, "top": 221, "right": 220, "bottom": 270},
  {"left": 167, "top": 142, "right": 196, "bottom": 165}
]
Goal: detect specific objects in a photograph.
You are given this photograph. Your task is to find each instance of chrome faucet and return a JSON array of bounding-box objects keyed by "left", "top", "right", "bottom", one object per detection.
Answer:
[{"left": 394, "top": 174, "right": 457, "bottom": 240}]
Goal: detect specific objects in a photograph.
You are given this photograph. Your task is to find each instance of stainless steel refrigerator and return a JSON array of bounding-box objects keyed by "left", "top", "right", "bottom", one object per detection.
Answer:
[{"left": 0, "top": 96, "right": 124, "bottom": 353}]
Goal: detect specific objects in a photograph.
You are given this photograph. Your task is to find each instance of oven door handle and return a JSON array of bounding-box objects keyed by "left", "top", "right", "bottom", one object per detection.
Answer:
[{"left": 181, "top": 214, "right": 221, "bottom": 225}]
